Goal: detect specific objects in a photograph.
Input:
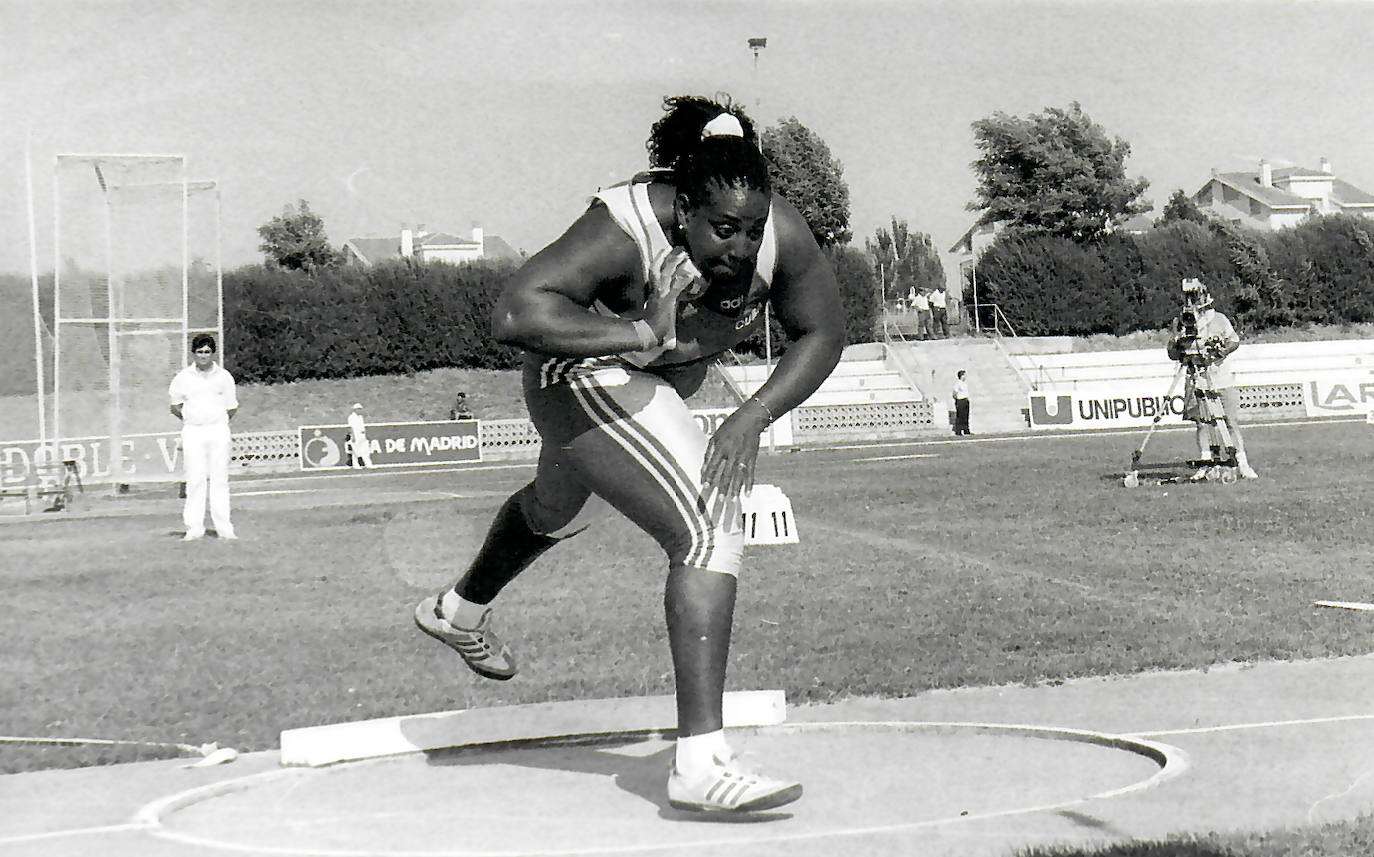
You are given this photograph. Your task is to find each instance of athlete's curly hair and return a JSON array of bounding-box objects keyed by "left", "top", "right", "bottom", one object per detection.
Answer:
[{"left": 646, "top": 95, "right": 771, "bottom": 208}]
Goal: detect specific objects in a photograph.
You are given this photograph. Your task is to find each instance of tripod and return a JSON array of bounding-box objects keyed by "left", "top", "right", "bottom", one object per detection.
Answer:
[{"left": 1185, "top": 360, "right": 1239, "bottom": 484}]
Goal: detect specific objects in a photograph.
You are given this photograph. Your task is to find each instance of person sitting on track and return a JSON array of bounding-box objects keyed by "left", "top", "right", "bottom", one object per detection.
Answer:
[
  {"left": 414, "top": 94, "right": 844, "bottom": 813},
  {"left": 1166, "top": 279, "right": 1259, "bottom": 481}
]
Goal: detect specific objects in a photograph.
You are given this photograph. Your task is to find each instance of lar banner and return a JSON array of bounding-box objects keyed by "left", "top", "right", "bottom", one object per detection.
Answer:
[
  {"left": 1303, "top": 375, "right": 1374, "bottom": 417},
  {"left": 299, "top": 420, "right": 481, "bottom": 470}
]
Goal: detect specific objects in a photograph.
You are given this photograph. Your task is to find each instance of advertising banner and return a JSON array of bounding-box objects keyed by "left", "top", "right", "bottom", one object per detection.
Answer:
[
  {"left": 691, "top": 408, "right": 794, "bottom": 447},
  {"left": 0, "top": 432, "right": 182, "bottom": 485},
  {"left": 1028, "top": 381, "right": 1189, "bottom": 431},
  {"left": 299, "top": 420, "right": 481, "bottom": 470},
  {"left": 1302, "top": 375, "right": 1374, "bottom": 418}
]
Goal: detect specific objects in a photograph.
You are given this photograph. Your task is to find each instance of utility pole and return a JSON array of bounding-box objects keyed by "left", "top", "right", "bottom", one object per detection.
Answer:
[{"left": 748, "top": 36, "right": 775, "bottom": 453}]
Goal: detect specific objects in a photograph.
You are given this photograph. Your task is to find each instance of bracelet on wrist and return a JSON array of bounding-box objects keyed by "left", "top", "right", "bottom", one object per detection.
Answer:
[
  {"left": 746, "top": 398, "right": 775, "bottom": 425},
  {"left": 630, "top": 319, "right": 657, "bottom": 351}
]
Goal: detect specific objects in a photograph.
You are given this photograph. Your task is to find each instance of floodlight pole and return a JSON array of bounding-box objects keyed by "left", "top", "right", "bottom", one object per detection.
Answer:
[{"left": 749, "top": 36, "right": 776, "bottom": 454}]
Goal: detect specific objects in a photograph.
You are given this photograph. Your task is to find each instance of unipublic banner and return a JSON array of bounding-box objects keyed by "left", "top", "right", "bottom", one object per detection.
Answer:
[
  {"left": 1027, "top": 381, "right": 1189, "bottom": 431},
  {"left": 299, "top": 420, "right": 481, "bottom": 470}
]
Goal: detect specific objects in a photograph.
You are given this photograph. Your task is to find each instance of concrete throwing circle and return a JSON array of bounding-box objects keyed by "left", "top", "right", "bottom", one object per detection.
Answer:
[{"left": 140, "top": 722, "right": 1186, "bottom": 856}]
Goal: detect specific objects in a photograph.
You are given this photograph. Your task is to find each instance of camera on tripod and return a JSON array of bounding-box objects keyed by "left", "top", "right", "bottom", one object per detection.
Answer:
[{"left": 1172, "top": 278, "right": 1213, "bottom": 367}]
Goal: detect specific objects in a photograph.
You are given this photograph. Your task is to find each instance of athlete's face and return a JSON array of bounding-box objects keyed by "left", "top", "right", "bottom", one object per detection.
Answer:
[
  {"left": 192, "top": 345, "right": 215, "bottom": 370},
  {"left": 677, "top": 181, "right": 770, "bottom": 282}
]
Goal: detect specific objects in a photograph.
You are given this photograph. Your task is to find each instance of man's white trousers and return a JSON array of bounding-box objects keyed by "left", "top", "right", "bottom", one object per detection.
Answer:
[{"left": 183, "top": 422, "right": 234, "bottom": 537}]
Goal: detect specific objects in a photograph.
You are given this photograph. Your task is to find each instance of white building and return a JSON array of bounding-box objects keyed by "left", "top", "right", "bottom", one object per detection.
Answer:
[
  {"left": 343, "top": 226, "right": 522, "bottom": 267},
  {"left": 1192, "top": 158, "right": 1374, "bottom": 230}
]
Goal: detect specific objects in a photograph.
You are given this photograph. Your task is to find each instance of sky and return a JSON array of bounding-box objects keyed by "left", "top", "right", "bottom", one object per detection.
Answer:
[{"left": 4, "top": 0, "right": 1374, "bottom": 276}]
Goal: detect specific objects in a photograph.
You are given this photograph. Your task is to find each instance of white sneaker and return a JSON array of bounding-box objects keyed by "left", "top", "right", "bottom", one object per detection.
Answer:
[
  {"left": 667, "top": 752, "right": 802, "bottom": 812},
  {"left": 413, "top": 595, "right": 517, "bottom": 680},
  {"left": 1190, "top": 464, "right": 1212, "bottom": 482},
  {"left": 182, "top": 531, "right": 205, "bottom": 541},
  {"left": 1239, "top": 465, "right": 1260, "bottom": 480}
]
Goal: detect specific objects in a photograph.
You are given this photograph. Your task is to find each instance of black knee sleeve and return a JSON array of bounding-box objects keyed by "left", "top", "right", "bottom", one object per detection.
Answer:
[{"left": 455, "top": 483, "right": 560, "bottom": 604}]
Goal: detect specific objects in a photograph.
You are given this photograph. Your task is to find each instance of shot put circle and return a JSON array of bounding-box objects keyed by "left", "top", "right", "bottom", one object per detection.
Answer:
[{"left": 138, "top": 721, "right": 1186, "bottom": 856}]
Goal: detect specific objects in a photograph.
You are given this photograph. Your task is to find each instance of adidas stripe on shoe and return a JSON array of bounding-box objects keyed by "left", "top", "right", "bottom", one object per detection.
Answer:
[
  {"left": 667, "top": 753, "right": 803, "bottom": 812},
  {"left": 413, "top": 595, "right": 517, "bottom": 681}
]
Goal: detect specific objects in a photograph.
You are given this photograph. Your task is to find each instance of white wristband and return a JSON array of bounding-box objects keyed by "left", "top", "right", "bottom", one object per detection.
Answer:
[{"left": 631, "top": 319, "right": 657, "bottom": 351}]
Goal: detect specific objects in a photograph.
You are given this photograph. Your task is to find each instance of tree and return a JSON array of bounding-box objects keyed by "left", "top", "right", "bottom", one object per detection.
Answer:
[
  {"left": 1158, "top": 189, "right": 1209, "bottom": 226},
  {"left": 865, "top": 217, "right": 944, "bottom": 304},
  {"left": 826, "top": 244, "right": 881, "bottom": 346},
  {"left": 257, "top": 199, "right": 340, "bottom": 271},
  {"left": 1216, "top": 222, "right": 1293, "bottom": 331},
  {"left": 968, "top": 101, "right": 1150, "bottom": 244},
  {"left": 762, "top": 116, "right": 852, "bottom": 247}
]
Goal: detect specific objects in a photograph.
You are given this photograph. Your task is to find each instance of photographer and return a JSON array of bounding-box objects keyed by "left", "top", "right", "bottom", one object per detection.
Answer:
[{"left": 1166, "top": 278, "right": 1259, "bottom": 480}]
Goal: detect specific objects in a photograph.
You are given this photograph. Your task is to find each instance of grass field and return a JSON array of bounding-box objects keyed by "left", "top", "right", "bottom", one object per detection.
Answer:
[{"left": 3, "top": 400, "right": 1373, "bottom": 854}]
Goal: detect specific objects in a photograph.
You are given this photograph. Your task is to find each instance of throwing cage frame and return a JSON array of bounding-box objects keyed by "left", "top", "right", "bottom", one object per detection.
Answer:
[{"left": 51, "top": 154, "right": 222, "bottom": 489}]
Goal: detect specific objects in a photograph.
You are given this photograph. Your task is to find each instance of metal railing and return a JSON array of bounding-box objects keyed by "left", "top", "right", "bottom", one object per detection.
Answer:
[
  {"left": 711, "top": 349, "right": 752, "bottom": 404},
  {"left": 878, "top": 321, "right": 929, "bottom": 400},
  {"left": 968, "top": 301, "right": 1020, "bottom": 338}
]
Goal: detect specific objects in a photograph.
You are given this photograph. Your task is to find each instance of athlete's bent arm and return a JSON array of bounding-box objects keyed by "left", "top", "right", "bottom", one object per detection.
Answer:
[
  {"left": 492, "top": 206, "right": 675, "bottom": 357},
  {"left": 744, "top": 199, "right": 845, "bottom": 417},
  {"left": 703, "top": 200, "right": 845, "bottom": 496}
]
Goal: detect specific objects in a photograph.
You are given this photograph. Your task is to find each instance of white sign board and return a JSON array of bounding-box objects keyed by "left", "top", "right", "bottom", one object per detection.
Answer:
[{"left": 1028, "top": 381, "right": 1188, "bottom": 431}]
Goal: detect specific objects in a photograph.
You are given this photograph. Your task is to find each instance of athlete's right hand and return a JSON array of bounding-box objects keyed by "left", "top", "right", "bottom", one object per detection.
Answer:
[{"left": 642, "top": 247, "right": 704, "bottom": 349}]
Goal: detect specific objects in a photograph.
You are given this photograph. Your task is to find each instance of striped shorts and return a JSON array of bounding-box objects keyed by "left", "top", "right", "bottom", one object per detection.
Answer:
[{"left": 520, "top": 356, "right": 744, "bottom": 576}]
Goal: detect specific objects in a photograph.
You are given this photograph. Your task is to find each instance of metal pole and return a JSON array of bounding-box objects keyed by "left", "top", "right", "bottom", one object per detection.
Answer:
[
  {"left": 25, "top": 128, "right": 47, "bottom": 446},
  {"left": 52, "top": 158, "right": 63, "bottom": 453},
  {"left": 101, "top": 162, "right": 121, "bottom": 493},
  {"left": 749, "top": 36, "right": 775, "bottom": 454},
  {"left": 971, "top": 260, "right": 981, "bottom": 335}
]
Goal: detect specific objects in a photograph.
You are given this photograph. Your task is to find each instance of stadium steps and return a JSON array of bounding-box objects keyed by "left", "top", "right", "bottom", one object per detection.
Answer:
[
  {"left": 1008, "top": 339, "right": 1374, "bottom": 387},
  {"left": 720, "top": 342, "right": 925, "bottom": 409},
  {"left": 888, "top": 337, "right": 1032, "bottom": 433}
]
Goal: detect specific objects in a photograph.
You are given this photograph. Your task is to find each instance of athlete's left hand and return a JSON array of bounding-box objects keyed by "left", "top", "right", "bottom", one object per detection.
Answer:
[{"left": 702, "top": 403, "right": 769, "bottom": 507}]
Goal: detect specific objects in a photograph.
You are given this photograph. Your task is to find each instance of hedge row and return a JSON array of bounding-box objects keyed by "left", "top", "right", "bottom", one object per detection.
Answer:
[
  {"left": 224, "top": 259, "right": 522, "bottom": 384},
  {"left": 972, "top": 214, "right": 1374, "bottom": 336},
  {"left": 226, "top": 244, "right": 883, "bottom": 384}
]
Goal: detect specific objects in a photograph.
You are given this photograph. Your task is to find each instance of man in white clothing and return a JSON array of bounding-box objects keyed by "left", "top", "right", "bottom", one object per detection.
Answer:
[
  {"left": 1166, "top": 279, "right": 1258, "bottom": 480},
  {"left": 913, "top": 288, "right": 932, "bottom": 339},
  {"left": 347, "top": 403, "right": 373, "bottom": 468},
  {"left": 930, "top": 286, "right": 949, "bottom": 337},
  {"left": 952, "top": 368, "right": 972, "bottom": 435},
  {"left": 169, "top": 334, "right": 238, "bottom": 540}
]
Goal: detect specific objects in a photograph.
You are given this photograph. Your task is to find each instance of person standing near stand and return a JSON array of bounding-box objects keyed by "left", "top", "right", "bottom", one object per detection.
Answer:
[
  {"left": 913, "top": 287, "right": 932, "bottom": 340},
  {"left": 930, "top": 285, "right": 949, "bottom": 338},
  {"left": 952, "top": 369, "right": 972, "bottom": 435},
  {"left": 169, "top": 334, "right": 238, "bottom": 540},
  {"left": 347, "top": 403, "right": 374, "bottom": 468}
]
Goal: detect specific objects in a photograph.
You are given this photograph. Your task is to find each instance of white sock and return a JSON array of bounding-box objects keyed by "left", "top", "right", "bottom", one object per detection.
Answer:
[
  {"left": 440, "top": 590, "right": 489, "bottom": 628},
  {"left": 675, "top": 729, "right": 730, "bottom": 776}
]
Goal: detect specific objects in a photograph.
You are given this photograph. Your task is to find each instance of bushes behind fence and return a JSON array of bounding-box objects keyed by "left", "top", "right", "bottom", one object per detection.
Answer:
[
  {"left": 224, "top": 259, "right": 523, "bottom": 384},
  {"left": 972, "top": 214, "right": 1374, "bottom": 336}
]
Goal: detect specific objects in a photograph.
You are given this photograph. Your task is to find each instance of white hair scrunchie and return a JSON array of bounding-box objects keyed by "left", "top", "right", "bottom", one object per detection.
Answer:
[{"left": 701, "top": 113, "right": 745, "bottom": 139}]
